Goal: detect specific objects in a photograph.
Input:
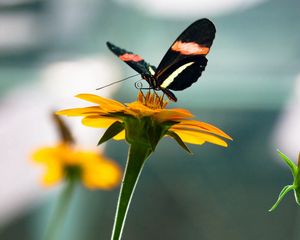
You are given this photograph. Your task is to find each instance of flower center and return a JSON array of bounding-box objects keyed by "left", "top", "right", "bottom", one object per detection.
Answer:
[{"left": 137, "top": 91, "right": 168, "bottom": 109}]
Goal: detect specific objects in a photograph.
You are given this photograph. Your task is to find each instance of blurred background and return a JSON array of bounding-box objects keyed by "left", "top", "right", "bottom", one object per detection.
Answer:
[{"left": 0, "top": 0, "right": 300, "bottom": 239}]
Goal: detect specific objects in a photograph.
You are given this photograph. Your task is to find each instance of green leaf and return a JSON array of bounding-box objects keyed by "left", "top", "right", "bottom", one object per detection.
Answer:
[
  {"left": 277, "top": 149, "right": 298, "bottom": 177},
  {"left": 166, "top": 130, "right": 192, "bottom": 154},
  {"left": 97, "top": 121, "right": 124, "bottom": 145},
  {"left": 294, "top": 187, "right": 300, "bottom": 205},
  {"left": 269, "top": 185, "right": 295, "bottom": 212},
  {"left": 146, "top": 120, "right": 159, "bottom": 151},
  {"left": 147, "top": 123, "right": 165, "bottom": 152}
]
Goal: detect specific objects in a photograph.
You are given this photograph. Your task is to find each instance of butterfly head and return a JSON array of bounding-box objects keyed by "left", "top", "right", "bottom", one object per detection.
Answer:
[{"left": 141, "top": 73, "right": 158, "bottom": 89}]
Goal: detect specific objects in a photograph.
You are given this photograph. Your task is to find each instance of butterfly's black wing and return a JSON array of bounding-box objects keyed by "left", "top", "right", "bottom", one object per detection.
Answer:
[
  {"left": 158, "top": 56, "right": 208, "bottom": 91},
  {"left": 106, "top": 42, "right": 155, "bottom": 76},
  {"left": 154, "top": 18, "right": 216, "bottom": 90}
]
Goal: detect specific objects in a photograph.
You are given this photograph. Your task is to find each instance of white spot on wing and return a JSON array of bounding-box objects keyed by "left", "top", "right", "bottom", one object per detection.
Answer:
[
  {"left": 148, "top": 66, "right": 155, "bottom": 75},
  {"left": 160, "top": 62, "right": 194, "bottom": 88}
]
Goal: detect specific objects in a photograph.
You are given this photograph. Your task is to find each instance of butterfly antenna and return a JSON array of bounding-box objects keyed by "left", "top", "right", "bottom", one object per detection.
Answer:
[
  {"left": 96, "top": 73, "right": 139, "bottom": 90},
  {"left": 139, "top": 89, "right": 146, "bottom": 100},
  {"left": 134, "top": 79, "right": 144, "bottom": 90}
]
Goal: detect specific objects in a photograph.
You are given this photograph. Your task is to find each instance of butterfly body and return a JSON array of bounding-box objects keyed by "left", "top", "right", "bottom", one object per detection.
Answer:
[{"left": 106, "top": 18, "right": 216, "bottom": 102}]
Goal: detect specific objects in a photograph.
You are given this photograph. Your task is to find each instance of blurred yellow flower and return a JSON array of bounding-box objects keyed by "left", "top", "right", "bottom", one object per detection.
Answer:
[
  {"left": 57, "top": 92, "right": 232, "bottom": 147},
  {"left": 32, "top": 143, "right": 122, "bottom": 190}
]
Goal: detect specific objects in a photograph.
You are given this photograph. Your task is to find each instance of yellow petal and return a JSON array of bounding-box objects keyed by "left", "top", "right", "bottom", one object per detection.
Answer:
[
  {"left": 76, "top": 94, "right": 125, "bottom": 111},
  {"left": 32, "top": 147, "right": 56, "bottom": 163},
  {"left": 82, "top": 116, "right": 119, "bottom": 128},
  {"left": 82, "top": 160, "right": 122, "bottom": 189},
  {"left": 172, "top": 120, "right": 232, "bottom": 140},
  {"left": 113, "top": 130, "right": 125, "bottom": 140},
  {"left": 71, "top": 151, "right": 98, "bottom": 166},
  {"left": 56, "top": 106, "right": 106, "bottom": 116},
  {"left": 41, "top": 161, "right": 64, "bottom": 186},
  {"left": 122, "top": 108, "right": 139, "bottom": 117},
  {"left": 32, "top": 145, "right": 70, "bottom": 163},
  {"left": 126, "top": 102, "right": 155, "bottom": 116},
  {"left": 172, "top": 129, "right": 228, "bottom": 147},
  {"left": 154, "top": 108, "right": 194, "bottom": 122}
]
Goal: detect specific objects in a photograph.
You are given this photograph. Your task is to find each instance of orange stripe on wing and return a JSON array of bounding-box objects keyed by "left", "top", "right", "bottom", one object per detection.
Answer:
[
  {"left": 171, "top": 41, "right": 210, "bottom": 55},
  {"left": 119, "top": 53, "right": 143, "bottom": 62}
]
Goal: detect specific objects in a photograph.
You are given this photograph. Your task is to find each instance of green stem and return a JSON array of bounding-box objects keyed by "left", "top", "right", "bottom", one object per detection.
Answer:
[
  {"left": 44, "top": 179, "right": 76, "bottom": 240},
  {"left": 111, "top": 143, "right": 152, "bottom": 240}
]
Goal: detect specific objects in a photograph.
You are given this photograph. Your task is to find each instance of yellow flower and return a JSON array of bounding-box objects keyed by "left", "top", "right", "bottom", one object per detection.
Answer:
[
  {"left": 57, "top": 92, "right": 232, "bottom": 148},
  {"left": 32, "top": 142, "right": 122, "bottom": 190},
  {"left": 57, "top": 91, "right": 232, "bottom": 240}
]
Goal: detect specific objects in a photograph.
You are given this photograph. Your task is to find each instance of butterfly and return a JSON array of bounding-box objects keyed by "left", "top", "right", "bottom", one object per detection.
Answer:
[{"left": 106, "top": 18, "right": 216, "bottom": 102}]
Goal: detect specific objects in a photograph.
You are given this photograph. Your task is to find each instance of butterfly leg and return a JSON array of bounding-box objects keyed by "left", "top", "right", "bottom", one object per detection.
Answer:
[
  {"left": 139, "top": 89, "right": 146, "bottom": 100},
  {"left": 161, "top": 88, "right": 177, "bottom": 102},
  {"left": 153, "top": 89, "right": 160, "bottom": 99}
]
